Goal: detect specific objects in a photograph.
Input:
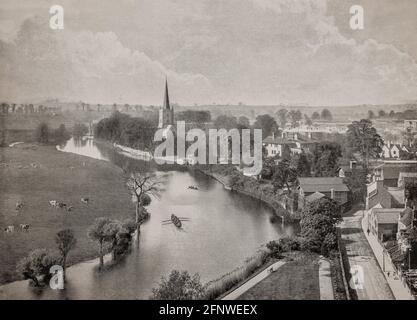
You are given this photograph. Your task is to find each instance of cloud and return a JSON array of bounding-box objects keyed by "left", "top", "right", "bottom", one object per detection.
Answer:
[
  {"left": 0, "top": 16, "right": 213, "bottom": 104},
  {"left": 1, "top": 0, "right": 417, "bottom": 105}
]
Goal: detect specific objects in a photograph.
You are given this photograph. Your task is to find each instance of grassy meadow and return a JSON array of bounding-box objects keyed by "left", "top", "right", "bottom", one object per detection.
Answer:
[{"left": 0, "top": 143, "right": 135, "bottom": 284}]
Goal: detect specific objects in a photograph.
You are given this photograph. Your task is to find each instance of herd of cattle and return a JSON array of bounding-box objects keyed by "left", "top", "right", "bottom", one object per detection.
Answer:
[{"left": 3, "top": 198, "right": 90, "bottom": 234}]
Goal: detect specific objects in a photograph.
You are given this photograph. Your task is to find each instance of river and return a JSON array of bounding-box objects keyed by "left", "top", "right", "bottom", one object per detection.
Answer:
[{"left": 0, "top": 138, "right": 295, "bottom": 299}]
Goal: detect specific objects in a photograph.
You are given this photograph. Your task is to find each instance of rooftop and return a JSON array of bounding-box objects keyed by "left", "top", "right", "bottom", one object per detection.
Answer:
[
  {"left": 371, "top": 208, "right": 404, "bottom": 224},
  {"left": 298, "top": 177, "right": 349, "bottom": 192},
  {"left": 262, "top": 136, "right": 297, "bottom": 146}
]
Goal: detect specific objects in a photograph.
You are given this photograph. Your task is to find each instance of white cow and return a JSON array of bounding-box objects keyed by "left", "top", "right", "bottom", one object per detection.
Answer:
[
  {"left": 4, "top": 226, "right": 14, "bottom": 233},
  {"left": 81, "top": 198, "right": 89, "bottom": 204},
  {"left": 19, "top": 224, "right": 29, "bottom": 231},
  {"left": 49, "top": 200, "right": 58, "bottom": 208}
]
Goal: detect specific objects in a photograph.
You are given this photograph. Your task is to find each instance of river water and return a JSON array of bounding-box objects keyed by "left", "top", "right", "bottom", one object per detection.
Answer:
[{"left": 0, "top": 138, "right": 295, "bottom": 299}]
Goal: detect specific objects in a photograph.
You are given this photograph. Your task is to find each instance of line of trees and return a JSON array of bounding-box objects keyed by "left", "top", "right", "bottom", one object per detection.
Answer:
[
  {"left": 35, "top": 123, "right": 71, "bottom": 145},
  {"left": 94, "top": 111, "right": 156, "bottom": 151}
]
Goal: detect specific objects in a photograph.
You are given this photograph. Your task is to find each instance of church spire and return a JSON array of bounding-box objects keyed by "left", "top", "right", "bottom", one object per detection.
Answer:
[{"left": 163, "top": 77, "right": 170, "bottom": 110}]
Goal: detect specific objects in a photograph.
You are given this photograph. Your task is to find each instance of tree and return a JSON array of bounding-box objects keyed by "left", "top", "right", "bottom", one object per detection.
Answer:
[
  {"left": 304, "top": 114, "right": 313, "bottom": 126},
  {"left": 17, "top": 249, "right": 59, "bottom": 287},
  {"left": 378, "top": 110, "right": 386, "bottom": 118},
  {"left": 300, "top": 198, "right": 341, "bottom": 256},
  {"left": 321, "top": 109, "right": 333, "bottom": 121},
  {"left": 127, "top": 172, "right": 162, "bottom": 241},
  {"left": 55, "top": 229, "right": 76, "bottom": 280},
  {"left": 253, "top": 114, "right": 279, "bottom": 137},
  {"left": 346, "top": 119, "right": 383, "bottom": 169},
  {"left": 35, "top": 122, "right": 49, "bottom": 144},
  {"left": 276, "top": 109, "right": 288, "bottom": 128},
  {"left": 151, "top": 270, "right": 205, "bottom": 300},
  {"left": 238, "top": 116, "right": 250, "bottom": 128},
  {"left": 87, "top": 217, "right": 111, "bottom": 270},
  {"left": 291, "top": 152, "right": 311, "bottom": 177},
  {"left": 312, "top": 142, "right": 342, "bottom": 176},
  {"left": 288, "top": 110, "right": 302, "bottom": 127},
  {"left": 311, "top": 111, "right": 320, "bottom": 120},
  {"left": 368, "top": 110, "right": 375, "bottom": 119},
  {"left": 343, "top": 169, "right": 368, "bottom": 204},
  {"left": 53, "top": 124, "right": 70, "bottom": 144},
  {"left": 72, "top": 123, "right": 89, "bottom": 137},
  {"left": 213, "top": 115, "right": 238, "bottom": 130},
  {"left": 272, "top": 159, "right": 297, "bottom": 192},
  {"left": 403, "top": 129, "right": 417, "bottom": 147}
]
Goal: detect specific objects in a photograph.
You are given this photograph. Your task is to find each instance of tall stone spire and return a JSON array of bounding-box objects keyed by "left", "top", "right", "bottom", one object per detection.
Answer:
[
  {"left": 162, "top": 77, "right": 170, "bottom": 110},
  {"left": 158, "top": 77, "right": 174, "bottom": 128}
]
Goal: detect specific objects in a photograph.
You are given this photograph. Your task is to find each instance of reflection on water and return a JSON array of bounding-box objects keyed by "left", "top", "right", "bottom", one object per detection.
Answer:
[{"left": 1, "top": 138, "right": 294, "bottom": 300}]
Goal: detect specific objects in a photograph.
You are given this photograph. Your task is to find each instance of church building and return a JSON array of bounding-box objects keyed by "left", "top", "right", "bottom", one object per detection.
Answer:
[{"left": 158, "top": 78, "right": 174, "bottom": 129}]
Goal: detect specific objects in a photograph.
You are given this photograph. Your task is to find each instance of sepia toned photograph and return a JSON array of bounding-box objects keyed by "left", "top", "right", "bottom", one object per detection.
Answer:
[{"left": 1, "top": 0, "right": 417, "bottom": 306}]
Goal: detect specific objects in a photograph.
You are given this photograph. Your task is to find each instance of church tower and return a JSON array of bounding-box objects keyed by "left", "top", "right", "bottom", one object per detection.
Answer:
[{"left": 158, "top": 78, "right": 174, "bottom": 129}]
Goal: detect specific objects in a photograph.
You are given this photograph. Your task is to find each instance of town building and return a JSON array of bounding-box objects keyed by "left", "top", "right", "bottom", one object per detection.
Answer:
[
  {"left": 158, "top": 78, "right": 174, "bottom": 129},
  {"left": 297, "top": 177, "right": 350, "bottom": 211},
  {"left": 262, "top": 134, "right": 297, "bottom": 158},
  {"left": 404, "top": 120, "right": 417, "bottom": 132},
  {"left": 380, "top": 143, "right": 409, "bottom": 159},
  {"left": 367, "top": 207, "right": 405, "bottom": 242}
]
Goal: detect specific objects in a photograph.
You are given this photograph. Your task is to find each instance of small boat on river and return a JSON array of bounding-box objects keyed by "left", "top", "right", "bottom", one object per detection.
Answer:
[
  {"left": 161, "top": 214, "right": 190, "bottom": 228},
  {"left": 188, "top": 185, "right": 199, "bottom": 190}
]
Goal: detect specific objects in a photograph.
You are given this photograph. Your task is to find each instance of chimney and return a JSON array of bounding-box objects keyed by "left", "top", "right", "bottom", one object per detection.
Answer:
[
  {"left": 294, "top": 133, "right": 298, "bottom": 141},
  {"left": 330, "top": 188, "right": 335, "bottom": 200},
  {"left": 272, "top": 132, "right": 275, "bottom": 140}
]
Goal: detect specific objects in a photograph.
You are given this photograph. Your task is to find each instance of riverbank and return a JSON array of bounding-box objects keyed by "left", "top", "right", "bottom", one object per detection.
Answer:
[
  {"left": 195, "top": 166, "right": 292, "bottom": 220},
  {"left": 0, "top": 143, "right": 135, "bottom": 285}
]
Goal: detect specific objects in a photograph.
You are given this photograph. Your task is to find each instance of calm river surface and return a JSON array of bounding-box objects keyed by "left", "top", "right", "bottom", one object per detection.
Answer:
[{"left": 0, "top": 138, "right": 295, "bottom": 299}]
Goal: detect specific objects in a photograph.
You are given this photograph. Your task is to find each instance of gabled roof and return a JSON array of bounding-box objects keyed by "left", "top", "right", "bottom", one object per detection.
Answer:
[
  {"left": 262, "top": 136, "right": 297, "bottom": 146},
  {"left": 305, "top": 191, "right": 326, "bottom": 203},
  {"left": 298, "top": 177, "right": 349, "bottom": 192},
  {"left": 381, "top": 164, "right": 417, "bottom": 180},
  {"left": 371, "top": 208, "right": 403, "bottom": 224},
  {"left": 399, "top": 208, "right": 413, "bottom": 227}
]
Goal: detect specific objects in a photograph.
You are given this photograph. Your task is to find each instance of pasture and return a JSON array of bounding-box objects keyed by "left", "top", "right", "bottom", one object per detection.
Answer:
[{"left": 0, "top": 143, "right": 135, "bottom": 284}]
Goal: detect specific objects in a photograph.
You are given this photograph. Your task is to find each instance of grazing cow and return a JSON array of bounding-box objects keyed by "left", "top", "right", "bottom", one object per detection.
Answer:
[
  {"left": 4, "top": 226, "right": 14, "bottom": 233},
  {"left": 66, "top": 206, "right": 74, "bottom": 212},
  {"left": 49, "top": 200, "right": 58, "bottom": 208},
  {"left": 15, "top": 202, "right": 24, "bottom": 210},
  {"left": 58, "top": 202, "right": 67, "bottom": 209},
  {"left": 81, "top": 198, "right": 89, "bottom": 204},
  {"left": 19, "top": 224, "right": 29, "bottom": 232}
]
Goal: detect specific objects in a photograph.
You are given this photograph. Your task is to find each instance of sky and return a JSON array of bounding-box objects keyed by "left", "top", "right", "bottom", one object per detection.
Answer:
[{"left": 1, "top": 0, "right": 417, "bottom": 106}]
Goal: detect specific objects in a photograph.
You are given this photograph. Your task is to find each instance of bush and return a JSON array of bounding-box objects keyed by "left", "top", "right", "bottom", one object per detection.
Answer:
[
  {"left": 16, "top": 249, "right": 60, "bottom": 287},
  {"left": 266, "top": 240, "right": 283, "bottom": 258},
  {"left": 279, "top": 237, "right": 301, "bottom": 251},
  {"left": 151, "top": 270, "right": 205, "bottom": 300},
  {"left": 204, "top": 250, "right": 269, "bottom": 299}
]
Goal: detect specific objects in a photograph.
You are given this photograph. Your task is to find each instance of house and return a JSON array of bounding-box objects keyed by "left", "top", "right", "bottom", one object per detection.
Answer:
[
  {"left": 371, "top": 162, "right": 417, "bottom": 187},
  {"left": 404, "top": 120, "right": 417, "bottom": 132},
  {"left": 397, "top": 172, "right": 417, "bottom": 188},
  {"left": 337, "top": 160, "right": 363, "bottom": 178},
  {"left": 367, "top": 208, "right": 405, "bottom": 242},
  {"left": 380, "top": 143, "right": 409, "bottom": 159},
  {"left": 366, "top": 180, "right": 406, "bottom": 210},
  {"left": 298, "top": 177, "right": 350, "bottom": 211},
  {"left": 262, "top": 134, "right": 297, "bottom": 158}
]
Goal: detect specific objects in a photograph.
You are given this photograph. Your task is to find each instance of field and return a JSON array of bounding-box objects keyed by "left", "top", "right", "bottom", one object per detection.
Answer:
[
  {"left": 238, "top": 252, "right": 320, "bottom": 300},
  {"left": 0, "top": 143, "right": 135, "bottom": 284}
]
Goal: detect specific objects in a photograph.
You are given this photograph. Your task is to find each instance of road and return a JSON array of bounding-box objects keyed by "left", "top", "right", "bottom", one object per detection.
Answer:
[{"left": 340, "top": 209, "right": 395, "bottom": 300}]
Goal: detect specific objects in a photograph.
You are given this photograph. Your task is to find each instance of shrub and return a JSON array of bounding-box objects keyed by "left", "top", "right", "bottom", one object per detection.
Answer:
[
  {"left": 204, "top": 250, "right": 269, "bottom": 299},
  {"left": 151, "top": 270, "right": 205, "bottom": 300},
  {"left": 279, "top": 237, "right": 301, "bottom": 251},
  {"left": 266, "top": 240, "right": 283, "bottom": 258}
]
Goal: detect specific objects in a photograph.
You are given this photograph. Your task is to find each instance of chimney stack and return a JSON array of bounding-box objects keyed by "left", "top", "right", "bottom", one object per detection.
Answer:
[{"left": 330, "top": 188, "right": 335, "bottom": 200}]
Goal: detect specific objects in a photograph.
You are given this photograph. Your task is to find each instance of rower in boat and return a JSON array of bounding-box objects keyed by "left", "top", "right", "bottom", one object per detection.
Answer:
[
  {"left": 161, "top": 214, "right": 190, "bottom": 228},
  {"left": 188, "top": 185, "right": 198, "bottom": 190}
]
